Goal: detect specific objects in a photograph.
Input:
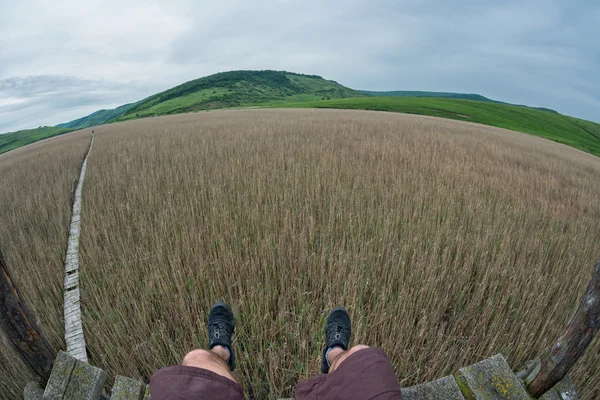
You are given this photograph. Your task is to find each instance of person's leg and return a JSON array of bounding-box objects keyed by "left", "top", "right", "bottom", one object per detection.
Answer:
[
  {"left": 327, "top": 344, "right": 370, "bottom": 372},
  {"left": 179, "top": 301, "right": 238, "bottom": 382},
  {"left": 295, "top": 308, "right": 402, "bottom": 399},
  {"left": 181, "top": 345, "right": 238, "bottom": 383},
  {"left": 320, "top": 307, "right": 353, "bottom": 374},
  {"left": 150, "top": 302, "right": 245, "bottom": 400}
]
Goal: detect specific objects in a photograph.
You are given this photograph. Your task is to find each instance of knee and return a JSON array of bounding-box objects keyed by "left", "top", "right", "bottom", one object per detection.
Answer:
[
  {"left": 347, "top": 345, "right": 370, "bottom": 356},
  {"left": 182, "top": 349, "right": 214, "bottom": 367}
]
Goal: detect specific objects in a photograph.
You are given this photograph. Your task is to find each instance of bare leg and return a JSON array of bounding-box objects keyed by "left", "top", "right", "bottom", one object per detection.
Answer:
[
  {"left": 327, "top": 345, "right": 370, "bottom": 372},
  {"left": 181, "top": 345, "right": 238, "bottom": 383}
]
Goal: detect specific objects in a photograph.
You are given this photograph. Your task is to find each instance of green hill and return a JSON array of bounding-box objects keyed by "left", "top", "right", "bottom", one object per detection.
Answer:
[
  {"left": 2, "top": 70, "right": 599, "bottom": 159},
  {"left": 362, "top": 90, "right": 559, "bottom": 114},
  {"left": 363, "top": 90, "right": 495, "bottom": 102},
  {"left": 116, "top": 70, "right": 365, "bottom": 121},
  {"left": 57, "top": 102, "right": 139, "bottom": 129},
  {"left": 0, "top": 126, "right": 74, "bottom": 155},
  {"left": 284, "top": 97, "right": 600, "bottom": 157}
]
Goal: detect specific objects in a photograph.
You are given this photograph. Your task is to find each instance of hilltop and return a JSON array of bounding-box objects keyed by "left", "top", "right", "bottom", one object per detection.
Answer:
[
  {"left": 57, "top": 102, "right": 139, "bottom": 129},
  {"left": 1, "top": 69, "right": 600, "bottom": 158},
  {"left": 116, "top": 70, "right": 365, "bottom": 121}
]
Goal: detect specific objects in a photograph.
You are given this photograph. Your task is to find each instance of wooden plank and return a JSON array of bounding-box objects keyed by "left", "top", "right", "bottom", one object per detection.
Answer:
[
  {"left": 64, "top": 273, "right": 79, "bottom": 290},
  {"left": 112, "top": 376, "right": 145, "bottom": 400},
  {"left": 401, "top": 375, "right": 465, "bottom": 399},
  {"left": 0, "top": 250, "right": 56, "bottom": 381},
  {"left": 24, "top": 382, "right": 44, "bottom": 400},
  {"left": 455, "top": 354, "right": 529, "bottom": 399},
  {"left": 63, "top": 356, "right": 107, "bottom": 400},
  {"left": 43, "top": 351, "right": 76, "bottom": 399},
  {"left": 44, "top": 350, "right": 107, "bottom": 400}
]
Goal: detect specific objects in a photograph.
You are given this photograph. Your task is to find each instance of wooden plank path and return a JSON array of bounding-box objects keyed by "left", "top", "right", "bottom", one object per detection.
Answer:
[{"left": 63, "top": 133, "right": 94, "bottom": 363}]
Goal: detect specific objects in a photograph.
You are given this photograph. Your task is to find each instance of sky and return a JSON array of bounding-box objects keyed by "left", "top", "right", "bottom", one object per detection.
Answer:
[{"left": 1, "top": 0, "right": 599, "bottom": 133}]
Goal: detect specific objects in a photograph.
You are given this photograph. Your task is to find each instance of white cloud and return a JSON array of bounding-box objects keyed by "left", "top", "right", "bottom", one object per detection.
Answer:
[{"left": 0, "top": 0, "right": 598, "bottom": 132}]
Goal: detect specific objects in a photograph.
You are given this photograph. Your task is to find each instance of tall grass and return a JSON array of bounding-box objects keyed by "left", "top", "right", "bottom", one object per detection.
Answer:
[
  {"left": 0, "top": 109, "right": 599, "bottom": 399},
  {"left": 77, "top": 110, "right": 600, "bottom": 399},
  {"left": 0, "top": 131, "right": 91, "bottom": 399}
]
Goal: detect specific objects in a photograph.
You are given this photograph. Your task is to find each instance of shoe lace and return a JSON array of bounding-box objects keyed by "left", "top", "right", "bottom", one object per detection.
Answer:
[
  {"left": 209, "top": 322, "right": 229, "bottom": 340},
  {"left": 327, "top": 323, "right": 349, "bottom": 342}
]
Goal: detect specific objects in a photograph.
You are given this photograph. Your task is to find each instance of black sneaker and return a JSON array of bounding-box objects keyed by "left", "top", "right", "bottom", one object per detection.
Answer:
[
  {"left": 207, "top": 302, "right": 236, "bottom": 371},
  {"left": 321, "top": 307, "right": 351, "bottom": 373}
]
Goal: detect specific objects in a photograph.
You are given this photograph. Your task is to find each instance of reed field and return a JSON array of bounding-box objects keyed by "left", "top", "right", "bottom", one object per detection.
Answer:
[
  {"left": 0, "top": 131, "right": 92, "bottom": 398},
  {"left": 1, "top": 109, "right": 600, "bottom": 399}
]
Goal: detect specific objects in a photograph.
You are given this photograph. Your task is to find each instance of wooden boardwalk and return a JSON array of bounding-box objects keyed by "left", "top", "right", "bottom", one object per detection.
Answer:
[{"left": 63, "top": 133, "right": 94, "bottom": 362}]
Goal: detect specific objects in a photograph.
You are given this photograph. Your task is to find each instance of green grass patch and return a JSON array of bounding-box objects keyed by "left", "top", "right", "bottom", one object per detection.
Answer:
[
  {"left": 282, "top": 97, "right": 600, "bottom": 157},
  {"left": 0, "top": 126, "right": 74, "bottom": 155}
]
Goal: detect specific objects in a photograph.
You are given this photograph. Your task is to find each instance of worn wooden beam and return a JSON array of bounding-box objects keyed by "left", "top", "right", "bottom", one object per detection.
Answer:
[
  {"left": 0, "top": 249, "right": 56, "bottom": 381},
  {"left": 43, "top": 351, "right": 107, "bottom": 400},
  {"left": 527, "top": 259, "right": 600, "bottom": 398},
  {"left": 112, "top": 376, "right": 145, "bottom": 400}
]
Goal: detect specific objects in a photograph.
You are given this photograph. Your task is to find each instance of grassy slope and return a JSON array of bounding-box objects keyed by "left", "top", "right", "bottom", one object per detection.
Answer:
[
  {"left": 1, "top": 70, "right": 598, "bottom": 159},
  {"left": 0, "top": 126, "right": 74, "bottom": 155},
  {"left": 116, "top": 70, "right": 365, "bottom": 121},
  {"left": 363, "top": 90, "right": 495, "bottom": 102},
  {"left": 284, "top": 97, "right": 600, "bottom": 157},
  {"left": 57, "top": 102, "right": 138, "bottom": 129},
  {"left": 362, "top": 90, "right": 559, "bottom": 114}
]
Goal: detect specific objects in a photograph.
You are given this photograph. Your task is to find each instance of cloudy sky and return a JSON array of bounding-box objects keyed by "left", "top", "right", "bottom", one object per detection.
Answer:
[{"left": 1, "top": 0, "right": 599, "bottom": 133}]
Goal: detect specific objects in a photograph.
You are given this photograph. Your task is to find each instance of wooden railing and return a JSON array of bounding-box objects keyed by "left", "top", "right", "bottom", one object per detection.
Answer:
[
  {"left": 521, "top": 259, "right": 600, "bottom": 397},
  {"left": 0, "top": 250, "right": 56, "bottom": 381}
]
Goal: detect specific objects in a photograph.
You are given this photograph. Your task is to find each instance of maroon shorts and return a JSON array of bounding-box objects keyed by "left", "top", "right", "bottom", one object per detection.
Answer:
[
  {"left": 295, "top": 348, "right": 402, "bottom": 400},
  {"left": 150, "top": 348, "right": 402, "bottom": 400}
]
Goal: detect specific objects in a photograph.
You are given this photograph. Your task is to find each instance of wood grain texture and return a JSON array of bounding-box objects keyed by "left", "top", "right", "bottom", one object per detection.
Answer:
[
  {"left": 0, "top": 249, "right": 56, "bottom": 381},
  {"left": 111, "top": 376, "right": 145, "bottom": 400},
  {"left": 63, "top": 134, "right": 94, "bottom": 362},
  {"left": 42, "top": 351, "right": 107, "bottom": 400}
]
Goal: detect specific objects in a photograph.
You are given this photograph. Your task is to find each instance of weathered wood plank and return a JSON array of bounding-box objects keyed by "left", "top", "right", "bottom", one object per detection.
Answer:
[
  {"left": 43, "top": 351, "right": 76, "bottom": 399},
  {"left": 63, "top": 356, "right": 107, "bottom": 400},
  {"left": 527, "top": 259, "right": 600, "bottom": 397},
  {"left": 112, "top": 376, "right": 145, "bottom": 400},
  {"left": 554, "top": 376, "right": 578, "bottom": 400},
  {"left": 0, "top": 250, "right": 56, "bottom": 381},
  {"left": 43, "top": 350, "right": 107, "bottom": 400},
  {"left": 24, "top": 382, "right": 44, "bottom": 400},
  {"left": 539, "top": 376, "right": 579, "bottom": 400},
  {"left": 455, "top": 354, "right": 529, "bottom": 399},
  {"left": 401, "top": 375, "right": 465, "bottom": 399},
  {"left": 63, "top": 133, "right": 93, "bottom": 362},
  {"left": 64, "top": 273, "right": 79, "bottom": 290}
]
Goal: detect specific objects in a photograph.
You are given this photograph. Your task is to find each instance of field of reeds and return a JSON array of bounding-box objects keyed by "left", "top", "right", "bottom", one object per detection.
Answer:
[
  {"left": 1, "top": 109, "right": 599, "bottom": 399},
  {"left": 0, "top": 131, "right": 92, "bottom": 398}
]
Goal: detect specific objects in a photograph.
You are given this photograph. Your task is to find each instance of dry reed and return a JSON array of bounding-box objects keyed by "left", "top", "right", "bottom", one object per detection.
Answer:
[
  {"left": 0, "top": 131, "right": 92, "bottom": 399},
  {"left": 0, "top": 109, "right": 599, "bottom": 399}
]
